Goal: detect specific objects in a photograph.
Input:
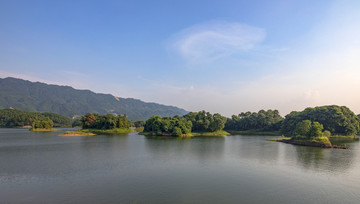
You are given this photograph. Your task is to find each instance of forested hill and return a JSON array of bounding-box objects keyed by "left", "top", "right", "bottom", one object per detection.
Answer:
[{"left": 0, "top": 77, "right": 188, "bottom": 120}]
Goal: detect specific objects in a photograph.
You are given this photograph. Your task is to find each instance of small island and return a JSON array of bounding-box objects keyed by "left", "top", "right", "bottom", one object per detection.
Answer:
[
  {"left": 141, "top": 111, "right": 230, "bottom": 137},
  {"left": 30, "top": 117, "right": 58, "bottom": 132},
  {"left": 269, "top": 120, "right": 348, "bottom": 149},
  {"left": 57, "top": 113, "right": 134, "bottom": 136},
  {"left": 57, "top": 130, "right": 96, "bottom": 136}
]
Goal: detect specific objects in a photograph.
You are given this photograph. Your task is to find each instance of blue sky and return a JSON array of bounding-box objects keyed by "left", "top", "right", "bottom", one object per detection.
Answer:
[{"left": 1, "top": 0, "right": 360, "bottom": 116}]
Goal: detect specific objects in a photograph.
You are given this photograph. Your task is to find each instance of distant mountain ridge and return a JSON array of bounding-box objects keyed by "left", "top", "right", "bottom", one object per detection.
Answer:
[{"left": 0, "top": 77, "right": 188, "bottom": 120}]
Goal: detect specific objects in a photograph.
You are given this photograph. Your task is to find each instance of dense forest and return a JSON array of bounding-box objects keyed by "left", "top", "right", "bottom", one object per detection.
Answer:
[
  {"left": 224, "top": 106, "right": 359, "bottom": 136},
  {"left": 80, "top": 113, "right": 130, "bottom": 129},
  {"left": 0, "top": 77, "right": 188, "bottom": 120},
  {"left": 184, "top": 111, "right": 227, "bottom": 132},
  {"left": 281, "top": 105, "right": 359, "bottom": 136},
  {"left": 144, "top": 111, "right": 227, "bottom": 136},
  {"left": 144, "top": 115, "right": 192, "bottom": 136},
  {"left": 31, "top": 117, "right": 54, "bottom": 130},
  {"left": 225, "top": 109, "right": 283, "bottom": 131},
  {"left": 0, "top": 108, "right": 73, "bottom": 127}
]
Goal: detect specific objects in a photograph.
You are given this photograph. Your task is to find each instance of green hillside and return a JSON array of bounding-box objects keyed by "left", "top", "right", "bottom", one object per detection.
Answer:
[{"left": 0, "top": 77, "right": 188, "bottom": 120}]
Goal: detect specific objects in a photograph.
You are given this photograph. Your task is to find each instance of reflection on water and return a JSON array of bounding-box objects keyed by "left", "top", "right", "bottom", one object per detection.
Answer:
[
  {"left": 1, "top": 129, "right": 360, "bottom": 203},
  {"left": 292, "top": 138, "right": 359, "bottom": 174},
  {"left": 145, "top": 136, "right": 225, "bottom": 164}
]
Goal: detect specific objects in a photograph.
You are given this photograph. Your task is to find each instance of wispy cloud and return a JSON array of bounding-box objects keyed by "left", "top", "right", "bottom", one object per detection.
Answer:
[{"left": 169, "top": 21, "right": 266, "bottom": 63}]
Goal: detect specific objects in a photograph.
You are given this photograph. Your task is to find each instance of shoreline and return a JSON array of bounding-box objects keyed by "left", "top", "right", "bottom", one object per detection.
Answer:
[
  {"left": 268, "top": 137, "right": 348, "bottom": 149},
  {"left": 57, "top": 133, "right": 95, "bottom": 136},
  {"left": 30, "top": 128, "right": 58, "bottom": 132}
]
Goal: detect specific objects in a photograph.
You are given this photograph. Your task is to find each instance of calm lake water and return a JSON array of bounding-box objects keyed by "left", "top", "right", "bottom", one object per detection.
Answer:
[{"left": 1, "top": 128, "right": 360, "bottom": 203}]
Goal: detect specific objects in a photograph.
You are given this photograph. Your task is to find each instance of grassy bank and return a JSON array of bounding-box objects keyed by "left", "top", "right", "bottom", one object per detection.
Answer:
[
  {"left": 29, "top": 128, "right": 58, "bottom": 132},
  {"left": 58, "top": 130, "right": 95, "bottom": 136},
  {"left": 83, "top": 128, "right": 135, "bottom": 135},
  {"left": 228, "top": 130, "right": 281, "bottom": 136},
  {"left": 268, "top": 136, "right": 347, "bottom": 149},
  {"left": 133, "top": 127, "right": 144, "bottom": 132},
  {"left": 190, "top": 130, "right": 230, "bottom": 136}
]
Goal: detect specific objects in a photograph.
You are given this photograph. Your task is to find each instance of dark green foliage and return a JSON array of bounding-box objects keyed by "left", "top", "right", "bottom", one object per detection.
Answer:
[
  {"left": 41, "top": 112, "right": 73, "bottom": 127},
  {"left": 144, "top": 115, "right": 192, "bottom": 136},
  {"left": 72, "top": 119, "right": 82, "bottom": 127},
  {"left": 0, "top": 108, "right": 72, "bottom": 127},
  {"left": 225, "top": 109, "right": 283, "bottom": 131},
  {"left": 0, "top": 77, "right": 188, "bottom": 121},
  {"left": 80, "top": 113, "right": 130, "bottom": 129},
  {"left": 184, "top": 111, "right": 227, "bottom": 132},
  {"left": 32, "top": 117, "right": 54, "bottom": 129},
  {"left": 295, "top": 120, "right": 312, "bottom": 137},
  {"left": 292, "top": 120, "right": 324, "bottom": 139},
  {"left": 172, "top": 127, "right": 182, "bottom": 137},
  {"left": 134, "top": 121, "right": 144, "bottom": 128},
  {"left": 309, "top": 122, "right": 324, "bottom": 138},
  {"left": 144, "top": 111, "right": 227, "bottom": 136},
  {"left": 282, "top": 105, "right": 359, "bottom": 136}
]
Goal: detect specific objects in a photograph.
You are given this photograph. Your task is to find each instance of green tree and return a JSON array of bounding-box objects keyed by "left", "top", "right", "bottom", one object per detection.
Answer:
[
  {"left": 172, "top": 127, "right": 182, "bottom": 137},
  {"left": 281, "top": 105, "right": 359, "bottom": 136},
  {"left": 309, "top": 122, "right": 324, "bottom": 138},
  {"left": 294, "top": 120, "right": 312, "bottom": 137}
]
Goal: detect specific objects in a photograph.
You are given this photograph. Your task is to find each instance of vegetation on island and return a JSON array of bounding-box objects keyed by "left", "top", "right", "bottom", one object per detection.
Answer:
[
  {"left": 143, "top": 115, "right": 192, "bottom": 136},
  {"left": 143, "top": 111, "right": 229, "bottom": 137},
  {"left": 30, "top": 117, "right": 57, "bottom": 131},
  {"left": 225, "top": 105, "right": 359, "bottom": 139},
  {"left": 0, "top": 108, "right": 73, "bottom": 128},
  {"left": 225, "top": 109, "right": 283, "bottom": 134},
  {"left": 270, "top": 119, "right": 348, "bottom": 148},
  {"left": 59, "top": 113, "right": 135, "bottom": 136},
  {"left": 58, "top": 130, "right": 95, "bottom": 136},
  {"left": 79, "top": 113, "right": 134, "bottom": 134},
  {"left": 281, "top": 105, "right": 359, "bottom": 137}
]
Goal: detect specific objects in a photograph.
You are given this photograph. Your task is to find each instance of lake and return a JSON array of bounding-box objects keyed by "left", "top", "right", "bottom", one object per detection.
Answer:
[{"left": 1, "top": 128, "right": 360, "bottom": 203}]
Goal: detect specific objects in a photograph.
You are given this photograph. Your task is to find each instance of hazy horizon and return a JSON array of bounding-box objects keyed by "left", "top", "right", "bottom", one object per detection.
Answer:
[{"left": 1, "top": 0, "right": 360, "bottom": 116}]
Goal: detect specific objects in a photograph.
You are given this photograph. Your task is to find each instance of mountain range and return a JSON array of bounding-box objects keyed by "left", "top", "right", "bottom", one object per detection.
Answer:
[{"left": 0, "top": 77, "right": 188, "bottom": 120}]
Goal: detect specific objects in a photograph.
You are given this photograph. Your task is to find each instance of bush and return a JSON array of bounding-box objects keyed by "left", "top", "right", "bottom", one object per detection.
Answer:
[
  {"left": 172, "top": 127, "right": 182, "bottom": 137},
  {"left": 323, "top": 130, "right": 331, "bottom": 138}
]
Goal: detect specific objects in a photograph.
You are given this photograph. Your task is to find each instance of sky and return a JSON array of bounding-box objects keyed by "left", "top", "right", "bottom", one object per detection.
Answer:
[{"left": 1, "top": 0, "right": 360, "bottom": 116}]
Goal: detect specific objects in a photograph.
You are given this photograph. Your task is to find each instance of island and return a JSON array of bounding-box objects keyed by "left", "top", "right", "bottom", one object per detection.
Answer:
[
  {"left": 57, "top": 113, "right": 134, "bottom": 136},
  {"left": 29, "top": 117, "right": 58, "bottom": 132},
  {"left": 141, "top": 111, "right": 230, "bottom": 137},
  {"left": 269, "top": 120, "right": 349, "bottom": 149}
]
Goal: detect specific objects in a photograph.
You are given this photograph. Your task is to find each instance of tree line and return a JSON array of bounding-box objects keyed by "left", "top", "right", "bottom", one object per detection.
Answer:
[
  {"left": 225, "top": 105, "right": 359, "bottom": 136},
  {"left": 281, "top": 105, "right": 359, "bottom": 136},
  {"left": 144, "top": 111, "right": 227, "bottom": 136},
  {"left": 225, "top": 109, "right": 283, "bottom": 131},
  {"left": 80, "top": 113, "right": 130, "bottom": 129},
  {"left": 0, "top": 108, "right": 73, "bottom": 128},
  {"left": 144, "top": 105, "right": 359, "bottom": 137}
]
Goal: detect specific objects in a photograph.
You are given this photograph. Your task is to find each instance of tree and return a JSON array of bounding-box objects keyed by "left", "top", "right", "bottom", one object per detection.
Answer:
[
  {"left": 32, "top": 117, "right": 54, "bottom": 129},
  {"left": 295, "top": 120, "right": 312, "bottom": 137},
  {"left": 309, "top": 122, "right": 324, "bottom": 138},
  {"left": 172, "top": 127, "right": 182, "bottom": 137}
]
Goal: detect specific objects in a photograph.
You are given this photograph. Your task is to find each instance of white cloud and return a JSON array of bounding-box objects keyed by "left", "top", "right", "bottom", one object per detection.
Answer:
[{"left": 169, "top": 21, "right": 266, "bottom": 63}]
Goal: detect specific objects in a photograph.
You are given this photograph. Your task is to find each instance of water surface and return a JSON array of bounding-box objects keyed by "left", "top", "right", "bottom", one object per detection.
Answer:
[{"left": 1, "top": 128, "right": 359, "bottom": 203}]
